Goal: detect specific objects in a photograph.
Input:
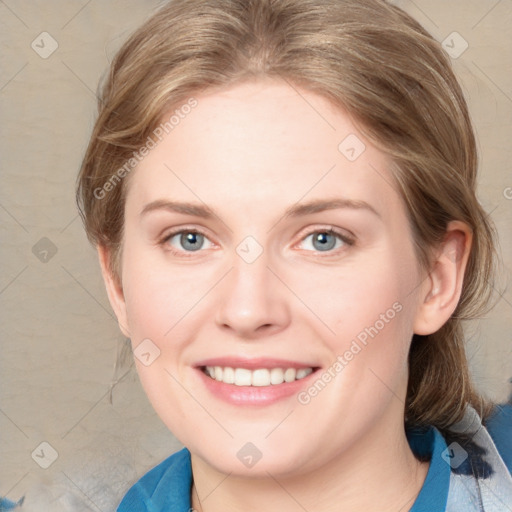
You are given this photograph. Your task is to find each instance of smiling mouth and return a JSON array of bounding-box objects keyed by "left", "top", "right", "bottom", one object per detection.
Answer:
[{"left": 201, "top": 366, "right": 317, "bottom": 386}]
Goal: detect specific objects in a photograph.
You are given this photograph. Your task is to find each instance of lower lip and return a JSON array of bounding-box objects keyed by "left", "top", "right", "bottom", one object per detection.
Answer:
[{"left": 196, "top": 368, "right": 318, "bottom": 406}]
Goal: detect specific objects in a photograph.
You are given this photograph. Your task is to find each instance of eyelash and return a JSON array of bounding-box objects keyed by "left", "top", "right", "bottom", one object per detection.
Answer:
[{"left": 159, "top": 226, "right": 355, "bottom": 258}]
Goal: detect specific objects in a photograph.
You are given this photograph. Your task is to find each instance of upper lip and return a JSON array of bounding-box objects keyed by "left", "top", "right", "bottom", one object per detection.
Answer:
[{"left": 194, "top": 357, "right": 319, "bottom": 370}]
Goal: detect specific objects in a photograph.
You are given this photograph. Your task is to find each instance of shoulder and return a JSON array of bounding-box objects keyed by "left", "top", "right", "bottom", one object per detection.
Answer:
[
  {"left": 117, "top": 447, "right": 192, "bottom": 512},
  {"left": 484, "top": 402, "right": 512, "bottom": 474}
]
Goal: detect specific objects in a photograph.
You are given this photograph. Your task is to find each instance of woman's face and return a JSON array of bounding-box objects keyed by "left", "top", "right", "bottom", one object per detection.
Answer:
[{"left": 115, "top": 78, "right": 427, "bottom": 476}]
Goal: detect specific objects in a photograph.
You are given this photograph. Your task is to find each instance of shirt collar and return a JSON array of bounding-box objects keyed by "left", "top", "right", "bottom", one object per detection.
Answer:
[
  {"left": 408, "top": 426, "right": 450, "bottom": 512},
  {"left": 119, "top": 426, "right": 449, "bottom": 512}
]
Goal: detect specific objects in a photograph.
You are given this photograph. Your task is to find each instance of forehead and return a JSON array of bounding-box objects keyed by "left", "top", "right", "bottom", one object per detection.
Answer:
[{"left": 125, "top": 78, "right": 402, "bottom": 223}]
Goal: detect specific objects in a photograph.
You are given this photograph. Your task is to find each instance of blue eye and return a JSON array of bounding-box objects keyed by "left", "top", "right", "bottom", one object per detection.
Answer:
[
  {"left": 164, "top": 230, "right": 214, "bottom": 254},
  {"left": 299, "top": 229, "right": 352, "bottom": 253},
  {"left": 161, "top": 227, "right": 353, "bottom": 257}
]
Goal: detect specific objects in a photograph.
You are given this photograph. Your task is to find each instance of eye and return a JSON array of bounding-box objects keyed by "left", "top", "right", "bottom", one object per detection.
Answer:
[
  {"left": 160, "top": 226, "right": 354, "bottom": 257},
  {"left": 297, "top": 228, "right": 354, "bottom": 254},
  {"left": 162, "top": 228, "right": 215, "bottom": 255}
]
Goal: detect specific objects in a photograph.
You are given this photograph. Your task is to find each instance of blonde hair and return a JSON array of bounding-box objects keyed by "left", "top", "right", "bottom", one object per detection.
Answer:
[{"left": 77, "top": 0, "right": 498, "bottom": 430}]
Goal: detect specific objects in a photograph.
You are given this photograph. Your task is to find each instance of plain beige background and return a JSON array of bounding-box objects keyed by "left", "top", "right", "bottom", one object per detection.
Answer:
[{"left": 1, "top": 0, "right": 511, "bottom": 510}]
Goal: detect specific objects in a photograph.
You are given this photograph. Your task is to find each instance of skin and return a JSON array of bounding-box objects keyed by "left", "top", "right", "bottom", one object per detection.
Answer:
[{"left": 99, "top": 77, "right": 472, "bottom": 511}]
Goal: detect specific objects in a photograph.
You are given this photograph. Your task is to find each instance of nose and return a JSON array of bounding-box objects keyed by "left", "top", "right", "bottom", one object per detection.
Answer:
[{"left": 214, "top": 251, "right": 291, "bottom": 340}]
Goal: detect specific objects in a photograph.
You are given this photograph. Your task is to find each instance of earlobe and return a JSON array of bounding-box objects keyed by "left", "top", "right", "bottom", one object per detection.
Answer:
[
  {"left": 97, "top": 245, "right": 130, "bottom": 338},
  {"left": 413, "top": 221, "right": 472, "bottom": 335}
]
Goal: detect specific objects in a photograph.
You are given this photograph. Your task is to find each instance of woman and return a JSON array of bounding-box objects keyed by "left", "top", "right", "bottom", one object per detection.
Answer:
[{"left": 75, "top": 0, "right": 512, "bottom": 510}]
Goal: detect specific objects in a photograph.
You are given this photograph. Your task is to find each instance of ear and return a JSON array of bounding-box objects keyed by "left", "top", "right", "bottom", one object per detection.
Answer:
[
  {"left": 97, "top": 245, "right": 130, "bottom": 338},
  {"left": 413, "top": 221, "right": 472, "bottom": 335}
]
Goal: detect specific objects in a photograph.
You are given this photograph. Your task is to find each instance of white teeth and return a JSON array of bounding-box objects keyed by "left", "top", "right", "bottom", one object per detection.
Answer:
[
  {"left": 223, "top": 366, "right": 235, "bottom": 384},
  {"left": 234, "top": 368, "right": 252, "bottom": 386},
  {"left": 252, "top": 369, "right": 270, "bottom": 387},
  {"left": 204, "top": 366, "right": 314, "bottom": 386},
  {"left": 284, "top": 368, "right": 296, "bottom": 382},
  {"left": 296, "top": 368, "right": 313, "bottom": 379},
  {"left": 270, "top": 368, "right": 284, "bottom": 385}
]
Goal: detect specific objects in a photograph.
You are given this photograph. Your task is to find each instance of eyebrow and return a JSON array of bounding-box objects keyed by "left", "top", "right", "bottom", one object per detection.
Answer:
[{"left": 140, "top": 197, "right": 380, "bottom": 220}]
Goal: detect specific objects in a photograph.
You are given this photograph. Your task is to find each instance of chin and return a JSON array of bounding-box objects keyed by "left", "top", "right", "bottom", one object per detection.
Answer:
[{"left": 193, "top": 439, "right": 313, "bottom": 479}]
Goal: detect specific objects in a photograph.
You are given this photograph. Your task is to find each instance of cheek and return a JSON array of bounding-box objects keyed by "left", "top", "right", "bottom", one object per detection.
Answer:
[
  {"left": 307, "top": 252, "right": 417, "bottom": 345},
  {"left": 119, "top": 250, "right": 201, "bottom": 418},
  {"left": 123, "top": 272, "right": 171, "bottom": 343},
  {"left": 352, "top": 254, "right": 419, "bottom": 370},
  {"left": 120, "top": 243, "right": 178, "bottom": 349},
  {"left": 314, "top": 247, "right": 420, "bottom": 392},
  {"left": 301, "top": 257, "right": 418, "bottom": 420},
  {"left": 120, "top": 245, "right": 216, "bottom": 356}
]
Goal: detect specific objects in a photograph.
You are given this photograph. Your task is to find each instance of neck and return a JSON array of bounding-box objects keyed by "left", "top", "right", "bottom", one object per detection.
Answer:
[{"left": 190, "top": 415, "right": 429, "bottom": 512}]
